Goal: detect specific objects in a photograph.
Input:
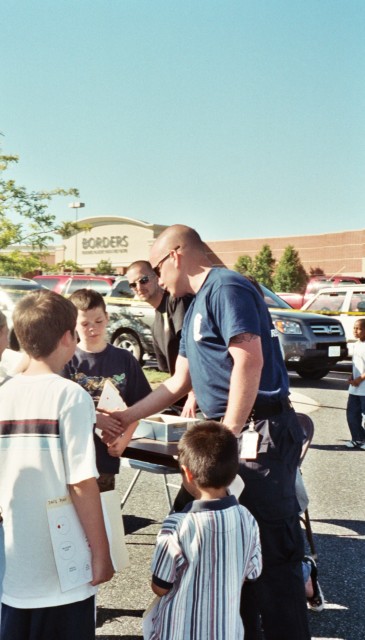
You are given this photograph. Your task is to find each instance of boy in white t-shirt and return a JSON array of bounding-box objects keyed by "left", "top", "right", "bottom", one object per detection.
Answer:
[
  {"left": 0, "top": 290, "right": 114, "bottom": 640},
  {"left": 345, "top": 318, "right": 365, "bottom": 449}
]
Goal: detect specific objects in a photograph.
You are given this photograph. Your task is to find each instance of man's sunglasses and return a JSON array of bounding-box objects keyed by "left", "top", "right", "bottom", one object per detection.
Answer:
[
  {"left": 129, "top": 276, "right": 152, "bottom": 289},
  {"left": 153, "top": 246, "right": 180, "bottom": 277}
]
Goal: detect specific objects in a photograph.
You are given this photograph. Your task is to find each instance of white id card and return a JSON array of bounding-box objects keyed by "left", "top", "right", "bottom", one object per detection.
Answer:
[{"left": 240, "top": 429, "right": 259, "bottom": 460}]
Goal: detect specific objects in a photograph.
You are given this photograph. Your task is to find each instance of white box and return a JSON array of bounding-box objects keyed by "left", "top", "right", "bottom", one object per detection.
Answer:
[{"left": 137, "top": 414, "right": 200, "bottom": 442}]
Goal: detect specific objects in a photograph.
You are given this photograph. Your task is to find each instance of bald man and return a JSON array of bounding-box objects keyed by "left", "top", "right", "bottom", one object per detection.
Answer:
[{"left": 105, "top": 225, "right": 310, "bottom": 640}]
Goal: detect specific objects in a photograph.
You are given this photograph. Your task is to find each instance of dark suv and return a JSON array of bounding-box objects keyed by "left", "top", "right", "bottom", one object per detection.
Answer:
[
  {"left": 105, "top": 279, "right": 347, "bottom": 379},
  {"left": 260, "top": 286, "right": 347, "bottom": 379}
]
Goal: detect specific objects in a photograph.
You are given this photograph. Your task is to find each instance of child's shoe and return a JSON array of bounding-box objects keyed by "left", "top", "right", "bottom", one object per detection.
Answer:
[
  {"left": 303, "top": 556, "right": 324, "bottom": 613},
  {"left": 345, "top": 440, "right": 365, "bottom": 449}
]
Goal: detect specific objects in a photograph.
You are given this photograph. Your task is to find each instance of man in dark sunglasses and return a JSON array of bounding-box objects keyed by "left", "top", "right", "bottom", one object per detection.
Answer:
[{"left": 126, "top": 260, "right": 196, "bottom": 417}]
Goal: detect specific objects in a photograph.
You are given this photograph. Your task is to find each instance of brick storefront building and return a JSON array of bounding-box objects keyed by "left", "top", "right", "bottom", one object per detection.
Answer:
[
  {"left": 19, "top": 220, "right": 365, "bottom": 278},
  {"left": 205, "top": 229, "right": 365, "bottom": 276}
]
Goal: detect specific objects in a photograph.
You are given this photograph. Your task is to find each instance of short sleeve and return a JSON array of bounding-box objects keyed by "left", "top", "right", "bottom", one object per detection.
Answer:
[
  {"left": 60, "top": 384, "right": 98, "bottom": 484},
  {"left": 210, "top": 284, "right": 261, "bottom": 345},
  {"left": 151, "top": 519, "right": 186, "bottom": 585},
  {"left": 244, "top": 516, "right": 263, "bottom": 581}
]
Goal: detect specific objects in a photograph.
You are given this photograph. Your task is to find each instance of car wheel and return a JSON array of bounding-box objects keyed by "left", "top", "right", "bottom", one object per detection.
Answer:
[
  {"left": 113, "top": 330, "right": 142, "bottom": 362},
  {"left": 295, "top": 368, "right": 330, "bottom": 380}
]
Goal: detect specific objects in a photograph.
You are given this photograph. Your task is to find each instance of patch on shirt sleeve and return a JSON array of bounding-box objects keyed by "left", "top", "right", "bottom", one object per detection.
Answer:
[{"left": 193, "top": 313, "right": 203, "bottom": 341}]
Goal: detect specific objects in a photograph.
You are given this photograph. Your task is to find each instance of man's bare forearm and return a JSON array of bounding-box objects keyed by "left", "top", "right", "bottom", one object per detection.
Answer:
[
  {"left": 224, "top": 337, "right": 263, "bottom": 435},
  {"left": 106, "top": 362, "right": 192, "bottom": 438}
]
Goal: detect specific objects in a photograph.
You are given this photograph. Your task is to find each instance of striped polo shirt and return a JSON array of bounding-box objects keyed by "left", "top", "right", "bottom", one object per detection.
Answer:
[{"left": 150, "top": 495, "right": 262, "bottom": 640}]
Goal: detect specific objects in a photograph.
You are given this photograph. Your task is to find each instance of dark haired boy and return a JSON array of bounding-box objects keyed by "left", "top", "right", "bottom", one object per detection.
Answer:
[
  {"left": 0, "top": 290, "right": 114, "bottom": 640},
  {"left": 64, "top": 288, "right": 151, "bottom": 491},
  {"left": 148, "top": 422, "right": 262, "bottom": 640}
]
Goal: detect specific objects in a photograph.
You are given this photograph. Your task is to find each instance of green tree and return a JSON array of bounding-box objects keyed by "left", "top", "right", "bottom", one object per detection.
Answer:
[
  {"left": 234, "top": 255, "right": 254, "bottom": 276},
  {"left": 0, "top": 251, "right": 49, "bottom": 276},
  {"left": 0, "top": 143, "right": 79, "bottom": 250},
  {"left": 95, "top": 259, "right": 114, "bottom": 275},
  {"left": 48, "top": 260, "right": 82, "bottom": 273},
  {"left": 273, "top": 245, "right": 308, "bottom": 292},
  {"left": 253, "top": 244, "right": 275, "bottom": 289}
]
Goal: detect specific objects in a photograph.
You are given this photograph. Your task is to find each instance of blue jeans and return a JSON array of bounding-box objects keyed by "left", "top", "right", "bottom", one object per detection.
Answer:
[{"left": 346, "top": 394, "right": 365, "bottom": 442}]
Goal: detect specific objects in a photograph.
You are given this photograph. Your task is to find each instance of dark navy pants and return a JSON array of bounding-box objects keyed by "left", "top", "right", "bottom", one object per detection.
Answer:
[
  {"left": 346, "top": 393, "right": 365, "bottom": 442},
  {"left": 0, "top": 596, "right": 96, "bottom": 640}
]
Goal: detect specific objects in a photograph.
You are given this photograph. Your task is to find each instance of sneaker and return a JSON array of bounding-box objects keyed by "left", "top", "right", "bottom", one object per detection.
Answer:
[
  {"left": 345, "top": 440, "right": 360, "bottom": 448},
  {"left": 303, "top": 556, "right": 324, "bottom": 613},
  {"left": 345, "top": 440, "right": 365, "bottom": 449}
]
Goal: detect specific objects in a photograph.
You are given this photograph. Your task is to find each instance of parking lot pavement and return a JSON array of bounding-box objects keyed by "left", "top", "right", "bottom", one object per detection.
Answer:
[
  {"left": 96, "top": 379, "right": 364, "bottom": 640},
  {"left": 96, "top": 468, "right": 171, "bottom": 639}
]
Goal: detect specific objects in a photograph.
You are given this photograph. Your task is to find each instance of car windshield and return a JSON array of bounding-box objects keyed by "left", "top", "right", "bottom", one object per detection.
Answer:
[
  {"left": 305, "top": 291, "right": 347, "bottom": 312},
  {"left": 0, "top": 282, "right": 41, "bottom": 302},
  {"left": 259, "top": 285, "right": 292, "bottom": 309}
]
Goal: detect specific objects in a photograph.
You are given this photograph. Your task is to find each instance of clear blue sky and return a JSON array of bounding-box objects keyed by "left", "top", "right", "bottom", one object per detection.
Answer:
[{"left": 1, "top": 0, "right": 364, "bottom": 242}]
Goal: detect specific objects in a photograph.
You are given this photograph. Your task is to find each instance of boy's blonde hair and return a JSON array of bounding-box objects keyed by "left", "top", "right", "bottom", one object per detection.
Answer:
[{"left": 13, "top": 290, "right": 77, "bottom": 358}]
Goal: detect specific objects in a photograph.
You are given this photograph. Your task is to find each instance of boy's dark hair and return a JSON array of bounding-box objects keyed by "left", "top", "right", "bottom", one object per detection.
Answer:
[
  {"left": 177, "top": 421, "right": 239, "bottom": 489},
  {"left": 354, "top": 318, "right": 365, "bottom": 330},
  {"left": 69, "top": 288, "right": 106, "bottom": 313},
  {"left": 13, "top": 290, "right": 77, "bottom": 358}
]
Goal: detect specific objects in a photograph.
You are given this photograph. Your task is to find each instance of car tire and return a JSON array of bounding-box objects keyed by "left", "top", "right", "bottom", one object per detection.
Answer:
[
  {"left": 113, "top": 330, "right": 142, "bottom": 363},
  {"left": 295, "top": 367, "right": 330, "bottom": 380}
]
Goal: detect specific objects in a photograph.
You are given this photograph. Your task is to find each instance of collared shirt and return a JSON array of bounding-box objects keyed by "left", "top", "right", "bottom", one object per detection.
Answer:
[{"left": 150, "top": 495, "right": 262, "bottom": 640}]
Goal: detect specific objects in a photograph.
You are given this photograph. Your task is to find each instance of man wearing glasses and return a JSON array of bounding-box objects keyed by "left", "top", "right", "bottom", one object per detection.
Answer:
[
  {"left": 106, "top": 225, "right": 310, "bottom": 640},
  {"left": 126, "top": 261, "right": 196, "bottom": 416}
]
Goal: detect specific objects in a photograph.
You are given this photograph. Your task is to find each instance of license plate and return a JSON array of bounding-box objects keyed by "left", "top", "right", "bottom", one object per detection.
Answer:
[{"left": 328, "top": 346, "right": 341, "bottom": 357}]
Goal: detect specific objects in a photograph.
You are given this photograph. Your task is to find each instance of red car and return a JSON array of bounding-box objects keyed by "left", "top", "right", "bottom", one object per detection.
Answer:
[{"left": 33, "top": 274, "right": 115, "bottom": 297}]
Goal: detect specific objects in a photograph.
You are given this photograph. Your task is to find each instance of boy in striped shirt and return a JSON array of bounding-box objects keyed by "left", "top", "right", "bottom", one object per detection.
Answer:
[{"left": 148, "top": 422, "right": 262, "bottom": 640}]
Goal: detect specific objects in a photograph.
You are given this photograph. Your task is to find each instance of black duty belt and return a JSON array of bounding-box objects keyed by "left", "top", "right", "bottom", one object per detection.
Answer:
[
  {"left": 250, "top": 397, "right": 293, "bottom": 421},
  {"left": 209, "top": 397, "right": 293, "bottom": 424}
]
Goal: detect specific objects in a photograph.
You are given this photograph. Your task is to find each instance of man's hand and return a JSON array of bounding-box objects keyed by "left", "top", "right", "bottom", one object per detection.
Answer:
[
  {"left": 96, "top": 411, "right": 123, "bottom": 439},
  {"left": 100, "top": 409, "right": 136, "bottom": 444},
  {"left": 180, "top": 390, "right": 197, "bottom": 418}
]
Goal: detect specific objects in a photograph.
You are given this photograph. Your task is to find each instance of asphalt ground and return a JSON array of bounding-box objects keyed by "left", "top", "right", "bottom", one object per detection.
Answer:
[{"left": 96, "top": 369, "right": 364, "bottom": 640}]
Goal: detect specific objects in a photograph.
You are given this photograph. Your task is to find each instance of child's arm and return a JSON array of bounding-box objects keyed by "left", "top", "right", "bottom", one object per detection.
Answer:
[
  {"left": 68, "top": 477, "right": 115, "bottom": 586},
  {"left": 348, "top": 373, "right": 365, "bottom": 387},
  {"left": 107, "top": 422, "right": 138, "bottom": 457},
  {"left": 151, "top": 580, "right": 171, "bottom": 597}
]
